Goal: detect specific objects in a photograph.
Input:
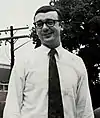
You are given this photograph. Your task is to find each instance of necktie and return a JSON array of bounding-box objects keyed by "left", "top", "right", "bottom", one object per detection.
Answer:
[{"left": 48, "top": 49, "right": 64, "bottom": 118}]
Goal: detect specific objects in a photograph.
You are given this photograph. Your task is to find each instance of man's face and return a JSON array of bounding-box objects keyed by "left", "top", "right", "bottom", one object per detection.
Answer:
[{"left": 34, "top": 11, "right": 61, "bottom": 48}]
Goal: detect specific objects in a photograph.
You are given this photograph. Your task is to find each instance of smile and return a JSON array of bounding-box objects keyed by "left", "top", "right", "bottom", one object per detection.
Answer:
[{"left": 43, "top": 33, "right": 53, "bottom": 37}]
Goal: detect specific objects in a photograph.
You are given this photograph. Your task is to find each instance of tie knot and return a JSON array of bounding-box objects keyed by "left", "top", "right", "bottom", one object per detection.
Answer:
[{"left": 48, "top": 49, "right": 57, "bottom": 57}]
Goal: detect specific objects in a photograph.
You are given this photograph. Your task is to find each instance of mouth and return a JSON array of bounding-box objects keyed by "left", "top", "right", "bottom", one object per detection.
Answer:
[
  {"left": 43, "top": 33, "right": 52, "bottom": 38},
  {"left": 42, "top": 32, "right": 53, "bottom": 38}
]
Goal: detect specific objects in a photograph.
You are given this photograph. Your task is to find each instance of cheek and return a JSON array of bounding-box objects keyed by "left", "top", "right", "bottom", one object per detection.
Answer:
[
  {"left": 54, "top": 28, "right": 61, "bottom": 36},
  {"left": 37, "top": 32, "right": 44, "bottom": 41},
  {"left": 36, "top": 30, "right": 41, "bottom": 37}
]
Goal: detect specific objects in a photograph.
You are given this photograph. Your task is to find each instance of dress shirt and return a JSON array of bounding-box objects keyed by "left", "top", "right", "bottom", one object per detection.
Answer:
[{"left": 3, "top": 44, "right": 94, "bottom": 118}]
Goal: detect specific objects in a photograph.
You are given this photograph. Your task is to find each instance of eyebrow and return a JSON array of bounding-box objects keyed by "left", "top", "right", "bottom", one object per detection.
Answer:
[{"left": 35, "top": 18, "right": 58, "bottom": 22}]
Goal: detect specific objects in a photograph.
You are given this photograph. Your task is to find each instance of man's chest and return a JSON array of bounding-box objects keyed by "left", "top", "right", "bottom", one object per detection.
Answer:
[{"left": 25, "top": 59, "right": 78, "bottom": 92}]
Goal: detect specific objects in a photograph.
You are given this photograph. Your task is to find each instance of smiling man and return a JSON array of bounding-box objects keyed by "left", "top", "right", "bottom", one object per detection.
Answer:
[
  {"left": 3, "top": 5, "right": 94, "bottom": 118},
  {"left": 34, "top": 10, "right": 61, "bottom": 49}
]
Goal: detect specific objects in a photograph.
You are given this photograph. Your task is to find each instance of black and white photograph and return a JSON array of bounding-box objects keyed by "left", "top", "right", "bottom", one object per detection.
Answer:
[{"left": 1, "top": 0, "right": 100, "bottom": 118}]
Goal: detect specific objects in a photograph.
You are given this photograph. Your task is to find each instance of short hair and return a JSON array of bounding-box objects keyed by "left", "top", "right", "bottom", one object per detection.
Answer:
[{"left": 34, "top": 5, "right": 62, "bottom": 21}]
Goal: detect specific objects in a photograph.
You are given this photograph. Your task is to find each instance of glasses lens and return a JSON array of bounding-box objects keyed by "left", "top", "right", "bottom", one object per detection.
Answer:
[
  {"left": 36, "top": 21, "right": 43, "bottom": 29},
  {"left": 46, "top": 19, "right": 55, "bottom": 27},
  {"left": 34, "top": 19, "right": 59, "bottom": 29}
]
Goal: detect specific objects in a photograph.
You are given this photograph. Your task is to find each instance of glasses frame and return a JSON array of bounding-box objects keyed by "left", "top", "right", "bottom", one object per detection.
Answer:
[{"left": 33, "top": 19, "right": 60, "bottom": 29}]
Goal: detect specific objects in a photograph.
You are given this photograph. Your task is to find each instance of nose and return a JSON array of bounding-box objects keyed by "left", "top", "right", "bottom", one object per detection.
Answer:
[{"left": 42, "top": 23, "right": 49, "bottom": 31}]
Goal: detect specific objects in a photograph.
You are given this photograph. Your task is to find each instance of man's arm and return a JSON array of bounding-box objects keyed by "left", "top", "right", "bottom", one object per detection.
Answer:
[
  {"left": 3, "top": 60, "right": 25, "bottom": 118},
  {"left": 76, "top": 59, "right": 94, "bottom": 118}
]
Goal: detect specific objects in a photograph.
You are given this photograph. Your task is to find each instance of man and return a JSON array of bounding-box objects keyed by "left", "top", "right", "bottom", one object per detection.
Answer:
[{"left": 3, "top": 5, "right": 94, "bottom": 118}]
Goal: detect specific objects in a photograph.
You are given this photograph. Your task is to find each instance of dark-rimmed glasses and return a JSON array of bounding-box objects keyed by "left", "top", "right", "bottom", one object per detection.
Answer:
[{"left": 33, "top": 19, "right": 60, "bottom": 29}]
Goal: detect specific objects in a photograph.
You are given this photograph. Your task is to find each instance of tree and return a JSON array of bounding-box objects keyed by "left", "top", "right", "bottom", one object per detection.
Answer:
[{"left": 30, "top": 27, "right": 41, "bottom": 48}]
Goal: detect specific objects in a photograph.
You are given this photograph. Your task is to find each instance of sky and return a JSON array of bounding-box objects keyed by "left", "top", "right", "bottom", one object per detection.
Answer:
[{"left": 0, "top": 0, "right": 50, "bottom": 65}]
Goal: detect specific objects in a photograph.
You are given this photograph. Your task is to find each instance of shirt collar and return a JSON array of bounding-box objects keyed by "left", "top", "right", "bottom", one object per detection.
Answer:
[{"left": 41, "top": 44, "right": 63, "bottom": 58}]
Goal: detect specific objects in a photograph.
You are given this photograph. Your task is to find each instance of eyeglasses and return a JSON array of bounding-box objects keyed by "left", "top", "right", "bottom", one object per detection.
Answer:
[{"left": 33, "top": 19, "right": 60, "bottom": 29}]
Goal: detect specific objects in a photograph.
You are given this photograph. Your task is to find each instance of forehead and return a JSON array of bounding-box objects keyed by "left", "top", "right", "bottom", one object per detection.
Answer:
[{"left": 34, "top": 11, "right": 58, "bottom": 22}]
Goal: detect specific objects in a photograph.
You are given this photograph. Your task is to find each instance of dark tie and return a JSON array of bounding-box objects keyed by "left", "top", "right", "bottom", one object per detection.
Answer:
[{"left": 48, "top": 49, "right": 64, "bottom": 118}]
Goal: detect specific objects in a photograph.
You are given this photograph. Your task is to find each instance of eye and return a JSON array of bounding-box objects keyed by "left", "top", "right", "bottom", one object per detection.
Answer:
[
  {"left": 36, "top": 21, "right": 43, "bottom": 28},
  {"left": 47, "top": 19, "right": 55, "bottom": 26}
]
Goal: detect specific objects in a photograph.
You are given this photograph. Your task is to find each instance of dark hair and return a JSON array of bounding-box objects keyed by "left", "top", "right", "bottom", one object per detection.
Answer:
[{"left": 34, "top": 5, "right": 62, "bottom": 21}]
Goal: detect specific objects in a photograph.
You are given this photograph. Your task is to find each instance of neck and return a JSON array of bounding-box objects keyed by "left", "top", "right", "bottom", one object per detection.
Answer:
[{"left": 43, "top": 43, "right": 60, "bottom": 49}]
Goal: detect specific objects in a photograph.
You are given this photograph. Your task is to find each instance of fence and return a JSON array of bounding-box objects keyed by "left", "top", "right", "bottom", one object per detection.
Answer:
[{"left": 0, "top": 83, "right": 8, "bottom": 118}]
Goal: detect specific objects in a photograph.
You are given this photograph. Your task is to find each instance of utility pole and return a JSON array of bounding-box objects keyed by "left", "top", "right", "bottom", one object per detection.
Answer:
[
  {"left": 0, "top": 26, "right": 29, "bottom": 70},
  {"left": 10, "top": 26, "right": 14, "bottom": 69}
]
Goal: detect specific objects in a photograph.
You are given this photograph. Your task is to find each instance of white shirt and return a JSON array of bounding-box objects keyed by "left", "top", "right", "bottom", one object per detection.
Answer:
[{"left": 3, "top": 45, "right": 94, "bottom": 118}]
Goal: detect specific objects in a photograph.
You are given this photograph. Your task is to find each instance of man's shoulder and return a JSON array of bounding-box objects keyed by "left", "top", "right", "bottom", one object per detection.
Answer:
[
  {"left": 62, "top": 48, "right": 82, "bottom": 63},
  {"left": 62, "top": 48, "right": 86, "bottom": 75},
  {"left": 22, "top": 46, "right": 46, "bottom": 64}
]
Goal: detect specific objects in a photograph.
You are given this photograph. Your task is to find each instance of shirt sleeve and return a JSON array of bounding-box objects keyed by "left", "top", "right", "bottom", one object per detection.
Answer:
[
  {"left": 3, "top": 60, "right": 26, "bottom": 118},
  {"left": 76, "top": 58, "right": 94, "bottom": 118}
]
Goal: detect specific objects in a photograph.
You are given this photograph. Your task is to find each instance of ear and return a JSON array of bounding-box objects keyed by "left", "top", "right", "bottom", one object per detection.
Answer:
[{"left": 60, "top": 21, "right": 64, "bottom": 31}]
